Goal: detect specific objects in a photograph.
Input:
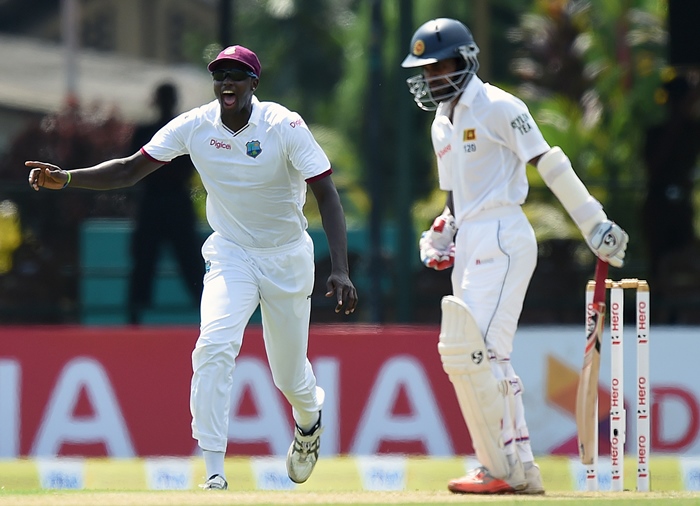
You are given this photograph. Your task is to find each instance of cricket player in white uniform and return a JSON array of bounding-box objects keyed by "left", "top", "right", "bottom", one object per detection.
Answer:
[
  {"left": 402, "top": 19, "right": 628, "bottom": 494},
  {"left": 27, "top": 45, "right": 358, "bottom": 490}
]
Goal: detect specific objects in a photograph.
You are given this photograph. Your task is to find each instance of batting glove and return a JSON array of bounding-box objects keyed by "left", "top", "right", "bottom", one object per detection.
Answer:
[
  {"left": 586, "top": 220, "right": 629, "bottom": 268},
  {"left": 419, "top": 214, "right": 457, "bottom": 270}
]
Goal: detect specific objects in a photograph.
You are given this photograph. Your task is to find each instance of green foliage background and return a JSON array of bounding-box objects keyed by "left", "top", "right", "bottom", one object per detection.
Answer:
[
  {"left": 0, "top": 0, "right": 686, "bottom": 323},
  {"left": 184, "top": 0, "right": 673, "bottom": 266}
]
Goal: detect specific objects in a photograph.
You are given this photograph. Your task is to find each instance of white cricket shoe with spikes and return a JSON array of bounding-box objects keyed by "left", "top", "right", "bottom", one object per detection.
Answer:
[
  {"left": 286, "top": 412, "right": 323, "bottom": 484},
  {"left": 200, "top": 474, "right": 227, "bottom": 490}
]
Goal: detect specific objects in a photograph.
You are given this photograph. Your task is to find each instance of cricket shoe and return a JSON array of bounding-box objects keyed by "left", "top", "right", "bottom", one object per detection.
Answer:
[
  {"left": 286, "top": 412, "right": 323, "bottom": 484},
  {"left": 448, "top": 454, "right": 527, "bottom": 494},
  {"left": 516, "top": 462, "right": 545, "bottom": 495},
  {"left": 200, "top": 474, "right": 228, "bottom": 490}
]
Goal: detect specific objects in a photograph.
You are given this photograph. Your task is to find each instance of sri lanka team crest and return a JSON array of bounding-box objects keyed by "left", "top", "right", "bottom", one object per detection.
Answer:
[
  {"left": 246, "top": 140, "right": 262, "bottom": 158},
  {"left": 413, "top": 39, "right": 425, "bottom": 56}
]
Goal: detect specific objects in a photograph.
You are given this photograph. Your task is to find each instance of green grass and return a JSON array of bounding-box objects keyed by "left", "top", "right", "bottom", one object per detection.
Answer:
[
  {"left": 1, "top": 490, "right": 700, "bottom": 506},
  {"left": 0, "top": 456, "right": 698, "bottom": 505}
]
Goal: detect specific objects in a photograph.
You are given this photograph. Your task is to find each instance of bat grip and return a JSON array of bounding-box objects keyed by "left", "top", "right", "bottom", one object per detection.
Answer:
[{"left": 593, "top": 258, "right": 608, "bottom": 304}]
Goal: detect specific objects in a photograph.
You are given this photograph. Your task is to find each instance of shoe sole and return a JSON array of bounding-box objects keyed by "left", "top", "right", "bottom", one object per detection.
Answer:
[
  {"left": 449, "top": 488, "right": 519, "bottom": 494},
  {"left": 285, "top": 448, "right": 314, "bottom": 484},
  {"left": 448, "top": 484, "right": 526, "bottom": 494}
]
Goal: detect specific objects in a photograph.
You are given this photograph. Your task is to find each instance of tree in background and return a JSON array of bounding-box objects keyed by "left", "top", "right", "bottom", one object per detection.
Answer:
[
  {"left": 501, "top": 0, "right": 695, "bottom": 322},
  {"left": 0, "top": 0, "right": 679, "bottom": 323},
  {"left": 508, "top": 0, "right": 667, "bottom": 265},
  {"left": 187, "top": 0, "right": 674, "bottom": 322},
  {"left": 203, "top": 0, "right": 370, "bottom": 229}
]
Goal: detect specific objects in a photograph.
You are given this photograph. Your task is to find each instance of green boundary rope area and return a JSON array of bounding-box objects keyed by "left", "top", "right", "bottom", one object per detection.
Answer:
[
  {"left": 0, "top": 490, "right": 699, "bottom": 506},
  {"left": 1, "top": 456, "right": 699, "bottom": 506}
]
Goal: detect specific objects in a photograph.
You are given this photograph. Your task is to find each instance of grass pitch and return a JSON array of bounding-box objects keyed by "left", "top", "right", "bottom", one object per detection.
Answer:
[
  {"left": 1, "top": 456, "right": 699, "bottom": 505},
  {"left": 1, "top": 490, "right": 700, "bottom": 506}
]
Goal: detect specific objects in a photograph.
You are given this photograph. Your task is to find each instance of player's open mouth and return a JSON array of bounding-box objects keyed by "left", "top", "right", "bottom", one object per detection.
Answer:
[{"left": 222, "top": 90, "right": 236, "bottom": 108}]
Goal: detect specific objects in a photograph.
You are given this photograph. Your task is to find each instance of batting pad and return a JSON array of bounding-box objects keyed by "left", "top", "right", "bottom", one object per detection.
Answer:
[{"left": 438, "top": 296, "right": 509, "bottom": 479}]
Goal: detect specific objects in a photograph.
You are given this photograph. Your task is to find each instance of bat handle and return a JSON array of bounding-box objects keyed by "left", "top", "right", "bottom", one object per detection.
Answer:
[{"left": 593, "top": 258, "right": 608, "bottom": 304}]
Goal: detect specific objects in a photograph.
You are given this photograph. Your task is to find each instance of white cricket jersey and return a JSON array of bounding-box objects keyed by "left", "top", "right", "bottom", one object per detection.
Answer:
[
  {"left": 142, "top": 96, "right": 331, "bottom": 249},
  {"left": 431, "top": 77, "right": 550, "bottom": 226}
]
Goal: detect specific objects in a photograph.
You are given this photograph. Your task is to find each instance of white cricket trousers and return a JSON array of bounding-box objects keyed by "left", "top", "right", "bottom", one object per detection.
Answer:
[
  {"left": 191, "top": 231, "right": 324, "bottom": 453},
  {"left": 451, "top": 205, "right": 537, "bottom": 463}
]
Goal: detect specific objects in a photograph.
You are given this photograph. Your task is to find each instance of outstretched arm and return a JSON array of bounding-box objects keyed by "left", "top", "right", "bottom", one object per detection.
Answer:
[
  {"left": 308, "top": 174, "right": 358, "bottom": 315},
  {"left": 27, "top": 151, "right": 164, "bottom": 191}
]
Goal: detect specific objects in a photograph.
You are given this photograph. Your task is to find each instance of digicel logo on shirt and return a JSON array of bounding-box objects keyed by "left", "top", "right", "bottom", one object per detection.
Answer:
[{"left": 210, "top": 139, "right": 232, "bottom": 150}]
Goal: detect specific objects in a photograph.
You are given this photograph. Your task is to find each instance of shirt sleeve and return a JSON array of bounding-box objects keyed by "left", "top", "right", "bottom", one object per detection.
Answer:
[
  {"left": 431, "top": 114, "right": 454, "bottom": 191},
  {"left": 141, "top": 111, "right": 193, "bottom": 163},
  {"left": 282, "top": 112, "right": 331, "bottom": 179},
  {"left": 493, "top": 97, "right": 550, "bottom": 163}
]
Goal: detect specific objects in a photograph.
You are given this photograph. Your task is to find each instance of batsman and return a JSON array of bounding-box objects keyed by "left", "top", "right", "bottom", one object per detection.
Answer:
[{"left": 401, "top": 18, "right": 629, "bottom": 494}]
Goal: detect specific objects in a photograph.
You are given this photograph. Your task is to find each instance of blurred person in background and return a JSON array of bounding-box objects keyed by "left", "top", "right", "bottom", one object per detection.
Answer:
[
  {"left": 128, "top": 82, "right": 204, "bottom": 324},
  {"left": 26, "top": 44, "right": 357, "bottom": 490}
]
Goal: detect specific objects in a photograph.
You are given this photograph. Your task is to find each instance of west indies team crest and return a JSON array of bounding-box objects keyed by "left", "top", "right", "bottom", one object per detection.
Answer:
[{"left": 246, "top": 140, "right": 262, "bottom": 158}]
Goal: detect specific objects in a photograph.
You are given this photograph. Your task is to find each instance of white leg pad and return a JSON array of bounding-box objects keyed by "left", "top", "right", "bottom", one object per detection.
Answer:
[{"left": 438, "top": 295, "right": 509, "bottom": 479}]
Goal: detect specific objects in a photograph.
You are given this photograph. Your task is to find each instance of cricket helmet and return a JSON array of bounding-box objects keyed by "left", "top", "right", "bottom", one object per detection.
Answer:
[{"left": 401, "top": 18, "right": 480, "bottom": 111}]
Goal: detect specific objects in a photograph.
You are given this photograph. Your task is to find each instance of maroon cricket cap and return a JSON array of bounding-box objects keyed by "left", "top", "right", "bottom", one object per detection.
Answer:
[{"left": 207, "top": 45, "right": 261, "bottom": 77}]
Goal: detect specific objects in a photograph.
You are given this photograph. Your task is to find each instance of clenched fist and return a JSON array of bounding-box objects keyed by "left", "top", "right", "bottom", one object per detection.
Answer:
[
  {"left": 26, "top": 161, "right": 70, "bottom": 191},
  {"left": 586, "top": 220, "right": 628, "bottom": 268}
]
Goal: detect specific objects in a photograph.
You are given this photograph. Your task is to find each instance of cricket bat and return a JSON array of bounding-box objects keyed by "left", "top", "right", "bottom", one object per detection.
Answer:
[{"left": 576, "top": 258, "right": 608, "bottom": 465}]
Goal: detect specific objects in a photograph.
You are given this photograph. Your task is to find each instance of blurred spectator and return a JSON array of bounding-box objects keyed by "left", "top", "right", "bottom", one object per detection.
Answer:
[{"left": 127, "top": 82, "right": 205, "bottom": 324}]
